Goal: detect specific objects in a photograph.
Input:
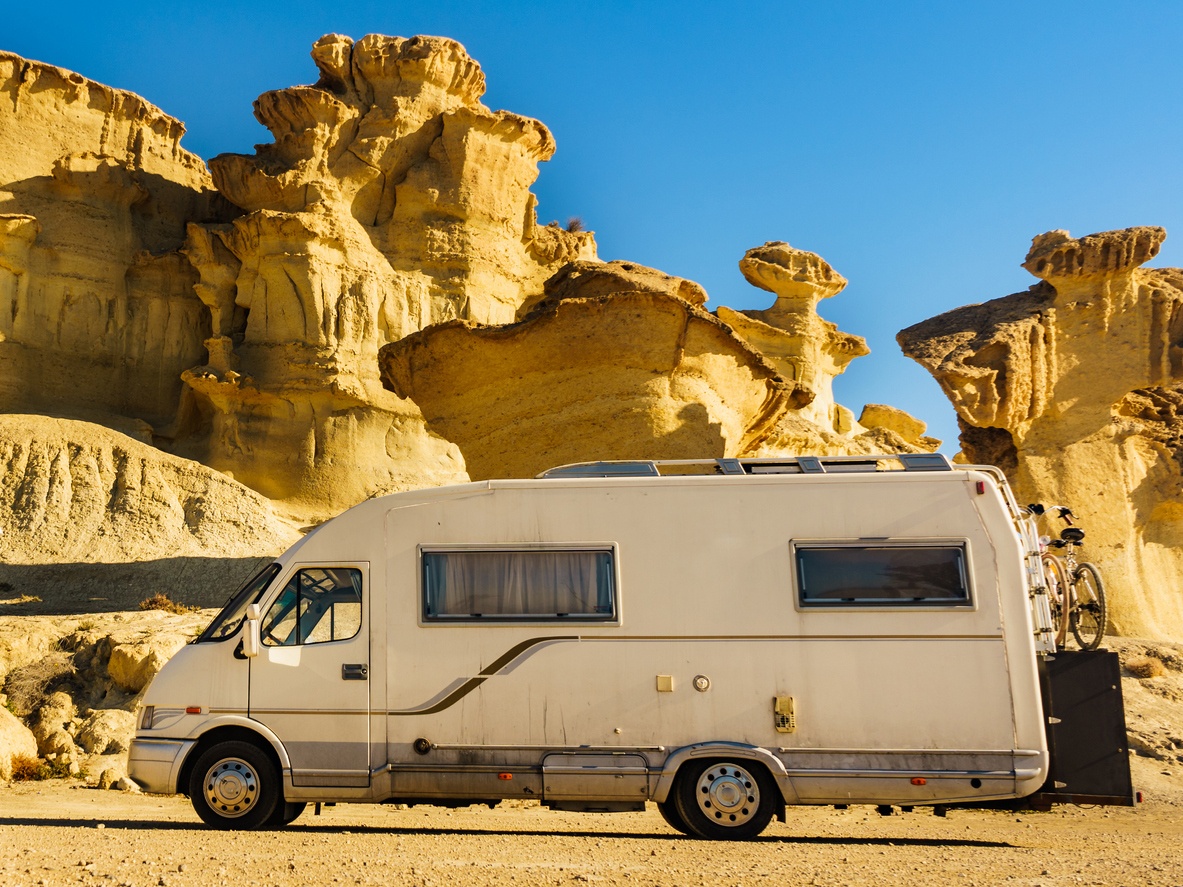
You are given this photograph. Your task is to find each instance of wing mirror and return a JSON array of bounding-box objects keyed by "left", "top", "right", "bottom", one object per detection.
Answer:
[{"left": 242, "top": 603, "right": 262, "bottom": 658}]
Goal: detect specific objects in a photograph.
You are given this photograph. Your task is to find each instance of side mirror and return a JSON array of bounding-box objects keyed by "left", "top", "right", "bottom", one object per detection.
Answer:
[{"left": 243, "top": 603, "right": 262, "bottom": 658}]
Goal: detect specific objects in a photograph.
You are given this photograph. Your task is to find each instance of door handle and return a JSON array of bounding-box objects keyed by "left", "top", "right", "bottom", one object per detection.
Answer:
[{"left": 342, "top": 663, "right": 369, "bottom": 681}]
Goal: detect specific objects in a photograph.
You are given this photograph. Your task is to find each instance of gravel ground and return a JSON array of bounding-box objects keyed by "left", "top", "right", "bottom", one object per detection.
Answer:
[{"left": 1, "top": 781, "right": 1182, "bottom": 887}]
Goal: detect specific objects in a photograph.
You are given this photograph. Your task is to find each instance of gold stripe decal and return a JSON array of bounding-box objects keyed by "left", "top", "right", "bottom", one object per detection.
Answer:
[
  {"left": 388, "top": 635, "right": 577, "bottom": 715},
  {"left": 385, "top": 633, "right": 1002, "bottom": 716}
]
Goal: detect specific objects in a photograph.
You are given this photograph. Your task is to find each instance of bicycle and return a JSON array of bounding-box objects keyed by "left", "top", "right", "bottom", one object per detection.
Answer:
[{"left": 1028, "top": 504, "right": 1108, "bottom": 651}]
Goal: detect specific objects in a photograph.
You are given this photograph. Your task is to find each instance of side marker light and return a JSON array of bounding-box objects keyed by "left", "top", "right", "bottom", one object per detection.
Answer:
[
  {"left": 911, "top": 777, "right": 927, "bottom": 786},
  {"left": 186, "top": 706, "right": 202, "bottom": 714}
]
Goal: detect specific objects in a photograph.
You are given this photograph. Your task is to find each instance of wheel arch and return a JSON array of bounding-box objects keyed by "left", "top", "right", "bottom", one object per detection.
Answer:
[
  {"left": 652, "top": 742, "right": 798, "bottom": 806},
  {"left": 176, "top": 720, "right": 290, "bottom": 796}
]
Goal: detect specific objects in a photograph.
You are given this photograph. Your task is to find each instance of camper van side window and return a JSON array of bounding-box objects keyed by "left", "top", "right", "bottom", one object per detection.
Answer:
[
  {"left": 261, "top": 568, "right": 363, "bottom": 645},
  {"left": 421, "top": 549, "right": 616, "bottom": 621},
  {"left": 795, "top": 544, "right": 970, "bottom": 607}
]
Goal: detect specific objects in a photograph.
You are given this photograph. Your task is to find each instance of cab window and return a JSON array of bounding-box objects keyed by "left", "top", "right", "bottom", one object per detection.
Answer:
[{"left": 261, "top": 568, "right": 363, "bottom": 645}]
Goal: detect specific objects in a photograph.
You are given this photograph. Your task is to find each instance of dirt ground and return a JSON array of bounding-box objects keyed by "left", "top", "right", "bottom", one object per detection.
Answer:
[{"left": 0, "top": 779, "right": 1181, "bottom": 887}]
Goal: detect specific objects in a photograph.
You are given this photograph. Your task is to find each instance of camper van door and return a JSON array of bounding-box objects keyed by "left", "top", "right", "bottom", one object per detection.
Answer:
[{"left": 248, "top": 564, "right": 371, "bottom": 787}]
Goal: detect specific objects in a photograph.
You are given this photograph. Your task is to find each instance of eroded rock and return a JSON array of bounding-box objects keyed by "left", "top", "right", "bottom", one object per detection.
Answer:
[
  {"left": 899, "top": 226, "right": 1183, "bottom": 639},
  {"left": 76, "top": 709, "right": 136, "bottom": 755},
  {"left": 0, "top": 705, "right": 38, "bottom": 781},
  {"left": 0, "top": 52, "right": 232, "bottom": 432}
]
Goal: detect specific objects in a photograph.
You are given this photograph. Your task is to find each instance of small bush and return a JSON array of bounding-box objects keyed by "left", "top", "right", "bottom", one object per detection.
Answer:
[
  {"left": 565, "top": 216, "right": 585, "bottom": 233},
  {"left": 1126, "top": 655, "right": 1166, "bottom": 679},
  {"left": 10, "top": 754, "right": 77, "bottom": 781},
  {"left": 10, "top": 753, "right": 45, "bottom": 781},
  {"left": 139, "top": 593, "right": 196, "bottom": 614}
]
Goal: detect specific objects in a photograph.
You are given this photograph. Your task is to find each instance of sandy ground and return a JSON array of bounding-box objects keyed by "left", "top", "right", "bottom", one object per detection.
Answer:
[{"left": 0, "top": 780, "right": 1181, "bottom": 887}]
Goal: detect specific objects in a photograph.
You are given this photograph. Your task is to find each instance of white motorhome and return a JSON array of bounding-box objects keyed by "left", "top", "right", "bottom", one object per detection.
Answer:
[{"left": 128, "top": 455, "right": 1133, "bottom": 838}]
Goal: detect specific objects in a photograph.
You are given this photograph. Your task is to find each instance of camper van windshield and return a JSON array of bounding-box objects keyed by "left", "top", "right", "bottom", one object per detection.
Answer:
[{"left": 194, "top": 563, "right": 281, "bottom": 642}]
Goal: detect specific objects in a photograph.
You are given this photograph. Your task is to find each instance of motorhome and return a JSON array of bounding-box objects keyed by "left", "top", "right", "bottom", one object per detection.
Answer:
[{"left": 128, "top": 454, "right": 1134, "bottom": 838}]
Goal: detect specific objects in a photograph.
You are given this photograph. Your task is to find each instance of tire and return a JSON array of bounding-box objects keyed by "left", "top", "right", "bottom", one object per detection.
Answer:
[
  {"left": 1042, "top": 555, "right": 1070, "bottom": 650},
  {"left": 1070, "top": 563, "right": 1107, "bottom": 651},
  {"left": 189, "top": 740, "right": 281, "bottom": 830},
  {"left": 656, "top": 799, "right": 695, "bottom": 836},
  {"left": 671, "top": 759, "right": 777, "bottom": 840},
  {"left": 266, "top": 801, "right": 308, "bottom": 828}
]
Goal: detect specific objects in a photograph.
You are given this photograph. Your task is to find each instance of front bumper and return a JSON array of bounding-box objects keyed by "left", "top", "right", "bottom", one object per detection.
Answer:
[{"left": 127, "top": 738, "right": 197, "bottom": 795}]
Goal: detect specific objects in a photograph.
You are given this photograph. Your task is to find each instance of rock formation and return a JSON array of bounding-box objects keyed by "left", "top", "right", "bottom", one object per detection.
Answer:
[
  {"left": 379, "top": 261, "right": 794, "bottom": 479},
  {"left": 0, "top": 415, "right": 299, "bottom": 612},
  {"left": 0, "top": 52, "right": 231, "bottom": 431},
  {"left": 179, "top": 34, "right": 596, "bottom": 510},
  {"left": 724, "top": 242, "right": 939, "bottom": 456},
  {"left": 0, "top": 35, "right": 936, "bottom": 625},
  {"left": 899, "top": 226, "right": 1183, "bottom": 640},
  {"left": 379, "top": 246, "right": 937, "bottom": 479}
]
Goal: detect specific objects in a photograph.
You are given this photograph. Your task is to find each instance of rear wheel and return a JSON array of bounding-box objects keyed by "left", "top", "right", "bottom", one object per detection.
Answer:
[
  {"left": 1070, "top": 563, "right": 1107, "bottom": 651},
  {"left": 267, "top": 801, "right": 307, "bottom": 828},
  {"left": 656, "top": 799, "right": 694, "bottom": 835},
  {"left": 189, "top": 740, "right": 280, "bottom": 830},
  {"left": 672, "top": 759, "right": 777, "bottom": 840}
]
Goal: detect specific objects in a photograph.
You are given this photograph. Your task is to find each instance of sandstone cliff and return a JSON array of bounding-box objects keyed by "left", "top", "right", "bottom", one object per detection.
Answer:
[
  {"left": 899, "top": 226, "right": 1183, "bottom": 640},
  {"left": 0, "top": 52, "right": 232, "bottom": 432},
  {"left": 379, "top": 247, "right": 937, "bottom": 479},
  {"left": 179, "top": 34, "right": 597, "bottom": 511},
  {"left": 0, "top": 415, "right": 299, "bottom": 612},
  {"left": 0, "top": 35, "right": 935, "bottom": 609}
]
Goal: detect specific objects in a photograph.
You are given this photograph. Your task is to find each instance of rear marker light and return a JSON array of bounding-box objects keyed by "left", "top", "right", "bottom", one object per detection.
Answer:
[
  {"left": 186, "top": 706, "right": 202, "bottom": 715},
  {"left": 975, "top": 481, "right": 986, "bottom": 495},
  {"left": 911, "top": 777, "right": 927, "bottom": 785}
]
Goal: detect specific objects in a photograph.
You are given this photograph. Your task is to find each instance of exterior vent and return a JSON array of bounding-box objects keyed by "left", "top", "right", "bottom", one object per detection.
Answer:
[{"left": 774, "top": 696, "right": 796, "bottom": 733}]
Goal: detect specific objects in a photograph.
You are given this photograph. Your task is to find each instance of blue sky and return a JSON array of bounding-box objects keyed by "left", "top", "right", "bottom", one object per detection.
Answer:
[{"left": 7, "top": 1, "right": 1183, "bottom": 450}]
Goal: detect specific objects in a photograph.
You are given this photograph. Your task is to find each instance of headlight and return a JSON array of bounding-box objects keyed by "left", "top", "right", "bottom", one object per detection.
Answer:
[{"left": 138, "top": 706, "right": 155, "bottom": 729}]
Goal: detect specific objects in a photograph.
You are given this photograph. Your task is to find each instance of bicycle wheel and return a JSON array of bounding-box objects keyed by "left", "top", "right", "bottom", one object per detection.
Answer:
[
  {"left": 1070, "top": 563, "right": 1107, "bottom": 651},
  {"left": 1041, "top": 554, "right": 1070, "bottom": 649}
]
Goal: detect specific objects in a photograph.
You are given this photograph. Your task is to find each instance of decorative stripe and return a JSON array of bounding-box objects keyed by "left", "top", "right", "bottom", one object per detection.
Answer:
[
  {"left": 388, "top": 635, "right": 577, "bottom": 715},
  {"left": 385, "top": 632, "right": 1000, "bottom": 716}
]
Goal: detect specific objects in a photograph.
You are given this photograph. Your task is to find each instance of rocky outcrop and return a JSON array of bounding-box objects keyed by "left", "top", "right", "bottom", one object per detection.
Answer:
[
  {"left": 899, "top": 226, "right": 1183, "bottom": 640},
  {"left": 379, "top": 247, "right": 936, "bottom": 479},
  {"left": 725, "top": 242, "right": 937, "bottom": 455},
  {"left": 0, "top": 609, "right": 211, "bottom": 781},
  {"left": 380, "top": 275, "right": 793, "bottom": 480},
  {"left": 0, "top": 52, "right": 232, "bottom": 431},
  {"left": 179, "top": 34, "right": 597, "bottom": 511},
  {"left": 0, "top": 37, "right": 935, "bottom": 564},
  {"left": 0, "top": 414, "right": 299, "bottom": 611}
]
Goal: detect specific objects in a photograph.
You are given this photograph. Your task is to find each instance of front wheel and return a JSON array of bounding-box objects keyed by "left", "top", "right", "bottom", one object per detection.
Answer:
[
  {"left": 672, "top": 759, "right": 777, "bottom": 840},
  {"left": 189, "top": 740, "right": 281, "bottom": 830},
  {"left": 1070, "top": 563, "right": 1107, "bottom": 651}
]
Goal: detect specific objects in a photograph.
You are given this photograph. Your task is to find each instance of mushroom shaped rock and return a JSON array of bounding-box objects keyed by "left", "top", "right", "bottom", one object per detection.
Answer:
[
  {"left": 858, "top": 404, "right": 937, "bottom": 449},
  {"left": 898, "top": 225, "right": 1183, "bottom": 641},
  {"left": 1022, "top": 226, "right": 1166, "bottom": 300},
  {"left": 722, "top": 243, "right": 869, "bottom": 433},
  {"left": 739, "top": 241, "right": 847, "bottom": 306},
  {"left": 379, "top": 292, "right": 793, "bottom": 480}
]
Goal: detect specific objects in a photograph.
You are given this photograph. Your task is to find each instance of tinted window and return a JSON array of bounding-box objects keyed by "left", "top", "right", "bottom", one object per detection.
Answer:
[
  {"left": 423, "top": 549, "right": 615, "bottom": 621},
  {"left": 261, "top": 568, "right": 363, "bottom": 645},
  {"left": 796, "top": 545, "right": 969, "bottom": 607}
]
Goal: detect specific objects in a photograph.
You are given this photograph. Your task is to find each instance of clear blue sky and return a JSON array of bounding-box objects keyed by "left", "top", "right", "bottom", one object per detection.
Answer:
[{"left": 7, "top": 1, "right": 1183, "bottom": 450}]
